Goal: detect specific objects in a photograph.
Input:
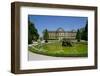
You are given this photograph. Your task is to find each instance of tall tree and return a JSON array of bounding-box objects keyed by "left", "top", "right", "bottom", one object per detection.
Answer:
[
  {"left": 85, "top": 20, "right": 88, "bottom": 41},
  {"left": 28, "top": 19, "right": 39, "bottom": 44},
  {"left": 81, "top": 20, "right": 88, "bottom": 41},
  {"left": 76, "top": 29, "right": 81, "bottom": 42},
  {"left": 43, "top": 29, "right": 49, "bottom": 43}
]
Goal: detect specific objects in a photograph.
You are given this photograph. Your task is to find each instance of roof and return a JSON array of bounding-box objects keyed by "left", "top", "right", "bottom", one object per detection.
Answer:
[
  {"left": 47, "top": 28, "right": 76, "bottom": 33},
  {"left": 56, "top": 27, "right": 65, "bottom": 32}
]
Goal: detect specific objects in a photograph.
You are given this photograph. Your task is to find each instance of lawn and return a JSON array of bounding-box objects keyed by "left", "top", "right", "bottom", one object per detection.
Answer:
[{"left": 28, "top": 41, "right": 88, "bottom": 57}]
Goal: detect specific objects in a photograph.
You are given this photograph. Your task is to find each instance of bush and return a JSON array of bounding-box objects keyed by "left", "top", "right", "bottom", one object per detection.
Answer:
[
  {"left": 62, "top": 38, "right": 72, "bottom": 47},
  {"left": 45, "top": 40, "right": 48, "bottom": 43}
]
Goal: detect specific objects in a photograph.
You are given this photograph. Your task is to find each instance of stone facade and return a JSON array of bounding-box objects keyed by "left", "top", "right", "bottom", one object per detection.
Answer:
[{"left": 48, "top": 28, "right": 76, "bottom": 40}]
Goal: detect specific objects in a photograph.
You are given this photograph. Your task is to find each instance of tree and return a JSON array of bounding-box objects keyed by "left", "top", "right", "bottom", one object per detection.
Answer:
[
  {"left": 76, "top": 29, "right": 81, "bottom": 42},
  {"left": 81, "top": 20, "right": 88, "bottom": 41},
  {"left": 43, "top": 29, "right": 49, "bottom": 43},
  {"left": 28, "top": 30, "right": 32, "bottom": 44},
  {"left": 28, "top": 20, "right": 39, "bottom": 44},
  {"left": 84, "top": 20, "right": 88, "bottom": 41}
]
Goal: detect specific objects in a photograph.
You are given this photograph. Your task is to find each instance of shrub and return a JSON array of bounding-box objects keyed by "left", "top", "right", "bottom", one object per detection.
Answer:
[{"left": 62, "top": 38, "right": 72, "bottom": 47}]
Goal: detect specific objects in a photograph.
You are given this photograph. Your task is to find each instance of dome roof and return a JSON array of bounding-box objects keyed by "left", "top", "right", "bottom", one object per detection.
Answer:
[{"left": 56, "top": 27, "right": 64, "bottom": 32}]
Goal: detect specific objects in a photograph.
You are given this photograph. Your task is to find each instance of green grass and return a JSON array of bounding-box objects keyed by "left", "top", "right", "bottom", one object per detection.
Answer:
[{"left": 29, "top": 41, "right": 88, "bottom": 57}]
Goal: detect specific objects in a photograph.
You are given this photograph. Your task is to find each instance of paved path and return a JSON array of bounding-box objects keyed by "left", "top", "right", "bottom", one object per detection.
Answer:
[{"left": 28, "top": 51, "right": 83, "bottom": 61}]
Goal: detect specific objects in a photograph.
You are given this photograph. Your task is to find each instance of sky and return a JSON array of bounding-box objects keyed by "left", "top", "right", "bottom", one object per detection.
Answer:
[{"left": 28, "top": 15, "right": 88, "bottom": 37}]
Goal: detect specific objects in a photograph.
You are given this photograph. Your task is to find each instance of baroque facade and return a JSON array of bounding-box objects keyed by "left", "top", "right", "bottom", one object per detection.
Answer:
[{"left": 48, "top": 28, "right": 76, "bottom": 40}]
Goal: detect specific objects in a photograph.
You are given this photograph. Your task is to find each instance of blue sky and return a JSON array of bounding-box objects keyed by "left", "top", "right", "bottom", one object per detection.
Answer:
[{"left": 28, "top": 15, "right": 88, "bottom": 37}]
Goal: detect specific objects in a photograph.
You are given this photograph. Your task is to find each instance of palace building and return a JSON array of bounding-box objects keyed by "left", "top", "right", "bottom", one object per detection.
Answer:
[{"left": 48, "top": 28, "right": 77, "bottom": 40}]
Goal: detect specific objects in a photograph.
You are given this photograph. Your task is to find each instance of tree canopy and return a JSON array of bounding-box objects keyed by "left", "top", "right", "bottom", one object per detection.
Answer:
[
  {"left": 28, "top": 20, "right": 39, "bottom": 44},
  {"left": 80, "top": 20, "right": 88, "bottom": 41},
  {"left": 76, "top": 29, "right": 81, "bottom": 42},
  {"left": 76, "top": 20, "right": 88, "bottom": 42},
  {"left": 43, "top": 29, "right": 49, "bottom": 43}
]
